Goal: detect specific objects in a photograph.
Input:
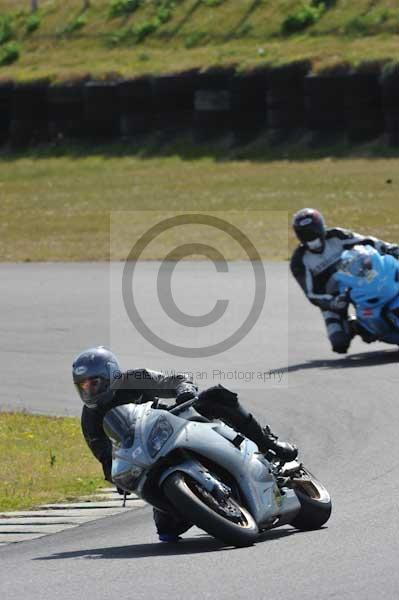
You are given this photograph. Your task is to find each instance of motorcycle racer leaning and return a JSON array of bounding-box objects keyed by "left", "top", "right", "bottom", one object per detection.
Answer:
[
  {"left": 73, "top": 346, "right": 297, "bottom": 542},
  {"left": 290, "top": 208, "right": 399, "bottom": 354}
]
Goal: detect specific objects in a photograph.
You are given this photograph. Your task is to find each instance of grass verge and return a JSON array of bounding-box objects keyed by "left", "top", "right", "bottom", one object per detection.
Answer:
[
  {"left": 0, "top": 0, "right": 399, "bottom": 81},
  {"left": 1, "top": 135, "right": 399, "bottom": 262},
  {"left": 0, "top": 412, "right": 105, "bottom": 512}
]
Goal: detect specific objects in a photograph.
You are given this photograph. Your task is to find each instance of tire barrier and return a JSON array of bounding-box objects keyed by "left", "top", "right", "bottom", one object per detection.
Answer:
[
  {"left": 10, "top": 82, "right": 49, "bottom": 146},
  {"left": 47, "top": 84, "right": 86, "bottom": 139},
  {"left": 267, "top": 61, "right": 310, "bottom": 131},
  {"left": 0, "top": 82, "right": 13, "bottom": 143},
  {"left": 345, "top": 72, "right": 383, "bottom": 142},
  {"left": 194, "top": 67, "right": 235, "bottom": 140},
  {"left": 2, "top": 64, "right": 399, "bottom": 147},
  {"left": 83, "top": 82, "right": 120, "bottom": 139},
  {"left": 152, "top": 69, "right": 200, "bottom": 134},
  {"left": 381, "top": 63, "right": 399, "bottom": 146},
  {"left": 118, "top": 77, "right": 153, "bottom": 137},
  {"left": 304, "top": 74, "right": 348, "bottom": 133},
  {"left": 230, "top": 67, "right": 268, "bottom": 142}
]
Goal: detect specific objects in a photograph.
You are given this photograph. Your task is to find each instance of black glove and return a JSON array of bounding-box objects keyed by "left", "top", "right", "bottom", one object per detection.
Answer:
[
  {"left": 386, "top": 246, "right": 399, "bottom": 260},
  {"left": 176, "top": 390, "right": 197, "bottom": 404},
  {"left": 329, "top": 293, "right": 349, "bottom": 312}
]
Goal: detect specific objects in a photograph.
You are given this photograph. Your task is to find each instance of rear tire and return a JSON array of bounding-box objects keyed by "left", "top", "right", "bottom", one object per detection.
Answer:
[
  {"left": 163, "top": 471, "right": 258, "bottom": 547},
  {"left": 291, "top": 471, "right": 332, "bottom": 530}
]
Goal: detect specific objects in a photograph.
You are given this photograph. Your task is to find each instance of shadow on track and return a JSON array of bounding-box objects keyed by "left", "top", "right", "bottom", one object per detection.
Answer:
[
  {"left": 34, "top": 528, "right": 301, "bottom": 561},
  {"left": 282, "top": 349, "right": 399, "bottom": 374}
]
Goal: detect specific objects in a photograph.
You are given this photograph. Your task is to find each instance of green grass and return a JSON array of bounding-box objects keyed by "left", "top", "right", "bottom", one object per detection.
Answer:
[
  {"left": 1, "top": 136, "right": 399, "bottom": 262},
  {"left": 0, "top": 0, "right": 399, "bottom": 81},
  {"left": 0, "top": 412, "right": 106, "bottom": 512}
]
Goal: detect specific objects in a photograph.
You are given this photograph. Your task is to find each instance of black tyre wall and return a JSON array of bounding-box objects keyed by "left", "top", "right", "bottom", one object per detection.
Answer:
[
  {"left": 118, "top": 77, "right": 153, "bottom": 137},
  {"left": 152, "top": 69, "right": 200, "bottom": 134},
  {"left": 47, "top": 84, "right": 86, "bottom": 139},
  {"left": 194, "top": 67, "right": 234, "bottom": 141},
  {"left": 267, "top": 61, "right": 310, "bottom": 130},
  {"left": 304, "top": 74, "right": 348, "bottom": 133},
  {"left": 384, "top": 110, "right": 399, "bottom": 146},
  {"left": 381, "top": 63, "right": 399, "bottom": 146},
  {"left": 230, "top": 68, "right": 268, "bottom": 141},
  {"left": 10, "top": 82, "right": 49, "bottom": 146},
  {"left": 0, "top": 65, "right": 395, "bottom": 145},
  {"left": 345, "top": 72, "right": 383, "bottom": 142},
  {"left": 0, "top": 82, "right": 13, "bottom": 144},
  {"left": 83, "top": 82, "right": 120, "bottom": 139}
]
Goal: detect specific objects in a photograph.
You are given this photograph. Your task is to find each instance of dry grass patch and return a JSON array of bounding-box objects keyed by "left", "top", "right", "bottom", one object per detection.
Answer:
[{"left": 1, "top": 139, "right": 399, "bottom": 261}]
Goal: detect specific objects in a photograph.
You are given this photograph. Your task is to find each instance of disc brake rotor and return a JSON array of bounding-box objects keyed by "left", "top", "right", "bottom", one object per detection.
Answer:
[{"left": 192, "top": 482, "right": 243, "bottom": 522}]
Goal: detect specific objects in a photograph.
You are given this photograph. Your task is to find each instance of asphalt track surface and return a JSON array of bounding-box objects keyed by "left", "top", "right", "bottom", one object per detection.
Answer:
[{"left": 1, "top": 262, "right": 399, "bottom": 600}]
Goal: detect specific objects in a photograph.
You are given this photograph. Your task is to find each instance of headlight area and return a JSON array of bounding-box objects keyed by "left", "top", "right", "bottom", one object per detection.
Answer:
[{"left": 147, "top": 416, "right": 174, "bottom": 457}]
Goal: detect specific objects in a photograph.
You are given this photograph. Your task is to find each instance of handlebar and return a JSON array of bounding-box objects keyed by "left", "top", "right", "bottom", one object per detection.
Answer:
[{"left": 168, "top": 397, "right": 198, "bottom": 415}]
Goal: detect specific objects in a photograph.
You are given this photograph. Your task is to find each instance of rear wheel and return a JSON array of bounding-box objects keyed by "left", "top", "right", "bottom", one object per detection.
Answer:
[
  {"left": 163, "top": 471, "right": 258, "bottom": 547},
  {"left": 290, "top": 470, "right": 332, "bottom": 530}
]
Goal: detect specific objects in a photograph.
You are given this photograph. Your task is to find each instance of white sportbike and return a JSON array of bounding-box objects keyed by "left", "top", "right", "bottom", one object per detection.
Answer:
[{"left": 104, "top": 398, "right": 332, "bottom": 547}]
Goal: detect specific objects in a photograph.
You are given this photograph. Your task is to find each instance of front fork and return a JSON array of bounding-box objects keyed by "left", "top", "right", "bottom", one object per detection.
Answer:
[{"left": 158, "top": 458, "right": 230, "bottom": 499}]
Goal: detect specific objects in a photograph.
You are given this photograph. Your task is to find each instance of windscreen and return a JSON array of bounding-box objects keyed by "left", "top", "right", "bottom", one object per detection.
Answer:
[
  {"left": 338, "top": 250, "right": 376, "bottom": 281},
  {"left": 103, "top": 405, "right": 137, "bottom": 448}
]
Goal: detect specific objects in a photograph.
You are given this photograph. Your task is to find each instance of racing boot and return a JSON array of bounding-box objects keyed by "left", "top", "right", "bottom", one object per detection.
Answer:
[
  {"left": 261, "top": 425, "right": 298, "bottom": 462},
  {"left": 348, "top": 315, "right": 377, "bottom": 344},
  {"left": 153, "top": 508, "right": 191, "bottom": 543},
  {"left": 239, "top": 414, "right": 298, "bottom": 462}
]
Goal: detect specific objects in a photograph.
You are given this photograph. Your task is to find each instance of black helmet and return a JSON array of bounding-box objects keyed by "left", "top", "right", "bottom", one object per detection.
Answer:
[
  {"left": 72, "top": 346, "right": 121, "bottom": 409},
  {"left": 292, "top": 208, "right": 326, "bottom": 253}
]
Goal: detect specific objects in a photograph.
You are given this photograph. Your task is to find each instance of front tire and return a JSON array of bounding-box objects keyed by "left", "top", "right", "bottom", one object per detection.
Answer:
[
  {"left": 291, "top": 470, "right": 332, "bottom": 530},
  {"left": 163, "top": 471, "right": 258, "bottom": 547}
]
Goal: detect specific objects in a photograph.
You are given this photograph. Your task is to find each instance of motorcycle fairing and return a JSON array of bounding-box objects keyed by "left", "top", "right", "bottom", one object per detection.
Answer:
[
  {"left": 334, "top": 245, "right": 399, "bottom": 337},
  {"left": 110, "top": 403, "right": 300, "bottom": 527}
]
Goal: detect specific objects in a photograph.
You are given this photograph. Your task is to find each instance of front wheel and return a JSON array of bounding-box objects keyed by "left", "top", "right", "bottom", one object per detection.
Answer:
[
  {"left": 163, "top": 471, "right": 258, "bottom": 547},
  {"left": 290, "top": 468, "right": 332, "bottom": 530}
]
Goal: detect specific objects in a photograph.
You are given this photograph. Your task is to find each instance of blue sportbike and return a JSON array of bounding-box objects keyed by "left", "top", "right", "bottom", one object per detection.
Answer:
[{"left": 334, "top": 244, "right": 399, "bottom": 346}]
